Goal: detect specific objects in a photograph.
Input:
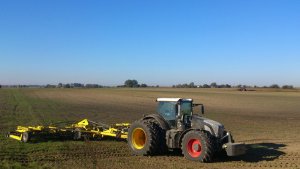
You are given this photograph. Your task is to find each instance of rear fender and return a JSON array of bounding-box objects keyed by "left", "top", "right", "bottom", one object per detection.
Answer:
[{"left": 142, "top": 114, "right": 170, "bottom": 130}]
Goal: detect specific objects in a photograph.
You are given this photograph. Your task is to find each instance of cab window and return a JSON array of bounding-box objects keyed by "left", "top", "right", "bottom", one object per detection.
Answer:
[
  {"left": 157, "top": 101, "right": 177, "bottom": 121},
  {"left": 180, "top": 101, "right": 192, "bottom": 116}
]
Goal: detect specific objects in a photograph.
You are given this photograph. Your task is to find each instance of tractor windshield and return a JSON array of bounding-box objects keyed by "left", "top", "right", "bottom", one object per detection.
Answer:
[
  {"left": 180, "top": 101, "right": 192, "bottom": 116},
  {"left": 157, "top": 101, "right": 177, "bottom": 121}
]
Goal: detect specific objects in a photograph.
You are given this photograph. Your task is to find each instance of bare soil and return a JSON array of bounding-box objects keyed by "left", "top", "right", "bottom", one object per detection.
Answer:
[{"left": 0, "top": 88, "right": 299, "bottom": 169}]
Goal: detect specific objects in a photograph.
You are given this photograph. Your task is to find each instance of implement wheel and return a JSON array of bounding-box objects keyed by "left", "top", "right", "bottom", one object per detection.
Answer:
[
  {"left": 73, "top": 129, "right": 82, "bottom": 140},
  {"left": 181, "top": 130, "right": 213, "bottom": 162},
  {"left": 127, "top": 119, "right": 162, "bottom": 155},
  {"left": 21, "top": 132, "right": 30, "bottom": 143}
]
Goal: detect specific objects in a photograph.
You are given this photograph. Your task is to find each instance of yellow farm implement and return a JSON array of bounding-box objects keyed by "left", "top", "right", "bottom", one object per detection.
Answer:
[{"left": 7, "top": 119, "right": 130, "bottom": 142}]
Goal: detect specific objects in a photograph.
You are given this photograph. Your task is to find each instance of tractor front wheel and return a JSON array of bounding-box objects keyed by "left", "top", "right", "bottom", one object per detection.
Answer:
[{"left": 181, "top": 130, "right": 213, "bottom": 162}]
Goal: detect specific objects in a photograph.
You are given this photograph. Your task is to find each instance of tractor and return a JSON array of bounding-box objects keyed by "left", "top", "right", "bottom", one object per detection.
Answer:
[{"left": 127, "top": 98, "right": 246, "bottom": 162}]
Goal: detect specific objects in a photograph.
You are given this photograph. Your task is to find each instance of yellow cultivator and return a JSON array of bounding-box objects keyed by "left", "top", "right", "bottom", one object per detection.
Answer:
[{"left": 7, "top": 119, "right": 130, "bottom": 142}]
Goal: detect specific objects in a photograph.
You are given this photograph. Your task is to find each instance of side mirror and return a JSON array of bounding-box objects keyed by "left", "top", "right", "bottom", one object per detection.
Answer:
[{"left": 192, "top": 103, "right": 205, "bottom": 115}]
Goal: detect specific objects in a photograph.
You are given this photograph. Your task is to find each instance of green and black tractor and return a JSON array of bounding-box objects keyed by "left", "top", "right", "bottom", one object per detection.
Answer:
[{"left": 127, "top": 98, "right": 246, "bottom": 162}]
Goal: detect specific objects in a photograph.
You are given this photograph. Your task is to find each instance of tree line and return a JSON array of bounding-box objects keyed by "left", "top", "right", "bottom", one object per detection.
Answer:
[
  {"left": 117, "top": 79, "right": 159, "bottom": 88},
  {"left": 0, "top": 81, "right": 295, "bottom": 89},
  {"left": 45, "top": 83, "right": 106, "bottom": 88},
  {"left": 48, "top": 80, "right": 154, "bottom": 88},
  {"left": 172, "top": 82, "right": 232, "bottom": 88},
  {"left": 172, "top": 82, "right": 294, "bottom": 89}
]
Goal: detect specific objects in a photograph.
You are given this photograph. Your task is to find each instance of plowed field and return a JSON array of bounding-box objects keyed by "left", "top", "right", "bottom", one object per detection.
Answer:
[{"left": 0, "top": 88, "right": 299, "bottom": 169}]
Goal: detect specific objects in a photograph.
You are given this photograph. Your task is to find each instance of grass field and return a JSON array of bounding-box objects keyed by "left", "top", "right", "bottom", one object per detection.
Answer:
[{"left": 0, "top": 88, "right": 300, "bottom": 169}]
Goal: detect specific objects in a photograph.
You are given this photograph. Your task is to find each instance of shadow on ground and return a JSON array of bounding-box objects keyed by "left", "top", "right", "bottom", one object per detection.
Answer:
[{"left": 215, "top": 143, "right": 286, "bottom": 162}]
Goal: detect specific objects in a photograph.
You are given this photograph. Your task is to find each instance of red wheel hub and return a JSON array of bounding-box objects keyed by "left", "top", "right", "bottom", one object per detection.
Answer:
[{"left": 187, "top": 139, "right": 202, "bottom": 157}]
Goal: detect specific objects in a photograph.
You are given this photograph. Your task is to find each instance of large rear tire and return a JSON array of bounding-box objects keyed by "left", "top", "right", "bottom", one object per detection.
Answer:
[
  {"left": 127, "top": 119, "right": 163, "bottom": 155},
  {"left": 181, "top": 130, "right": 214, "bottom": 162}
]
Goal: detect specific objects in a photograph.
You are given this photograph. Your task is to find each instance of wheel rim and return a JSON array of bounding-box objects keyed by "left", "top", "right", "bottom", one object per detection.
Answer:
[
  {"left": 187, "top": 138, "right": 202, "bottom": 157},
  {"left": 132, "top": 128, "right": 146, "bottom": 149}
]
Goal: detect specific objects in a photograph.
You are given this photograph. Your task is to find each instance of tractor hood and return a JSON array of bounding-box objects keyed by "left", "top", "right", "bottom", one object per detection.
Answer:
[{"left": 191, "top": 115, "right": 225, "bottom": 138}]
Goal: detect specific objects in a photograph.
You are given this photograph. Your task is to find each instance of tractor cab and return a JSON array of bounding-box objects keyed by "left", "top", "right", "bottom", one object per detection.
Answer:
[{"left": 156, "top": 98, "right": 204, "bottom": 129}]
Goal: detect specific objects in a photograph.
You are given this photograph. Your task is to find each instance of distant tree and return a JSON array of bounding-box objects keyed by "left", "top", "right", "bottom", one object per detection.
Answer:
[
  {"left": 141, "top": 84, "right": 148, "bottom": 88},
  {"left": 217, "top": 84, "right": 231, "bottom": 88},
  {"left": 269, "top": 84, "right": 280, "bottom": 88},
  {"left": 202, "top": 84, "right": 210, "bottom": 88},
  {"left": 210, "top": 82, "right": 217, "bottom": 88},
  {"left": 0, "top": 84, "right": 2, "bottom": 88},
  {"left": 71, "top": 83, "right": 83, "bottom": 88},
  {"left": 45, "top": 84, "right": 56, "bottom": 88},
  {"left": 225, "top": 84, "right": 231, "bottom": 88},
  {"left": 57, "top": 83, "right": 63, "bottom": 88},
  {"left": 282, "top": 85, "right": 294, "bottom": 89},
  {"left": 64, "top": 84, "right": 71, "bottom": 88},
  {"left": 124, "top": 80, "right": 132, "bottom": 87},
  {"left": 86, "top": 84, "right": 100, "bottom": 88},
  {"left": 189, "top": 82, "right": 195, "bottom": 88},
  {"left": 124, "top": 79, "right": 139, "bottom": 88},
  {"left": 156, "top": 85, "right": 159, "bottom": 88},
  {"left": 175, "top": 84, "right": 181, "bottom": 88}
]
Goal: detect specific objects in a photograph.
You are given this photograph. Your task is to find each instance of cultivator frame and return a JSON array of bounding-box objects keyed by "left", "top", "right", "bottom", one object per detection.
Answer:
[{"left": 7, "top": 119, "right": 130, "bottom": 142}]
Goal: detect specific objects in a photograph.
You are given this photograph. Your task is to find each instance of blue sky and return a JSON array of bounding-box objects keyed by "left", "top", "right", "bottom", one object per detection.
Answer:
[{"left": 0, "top": 1, "right": 299, "bottom": 86}]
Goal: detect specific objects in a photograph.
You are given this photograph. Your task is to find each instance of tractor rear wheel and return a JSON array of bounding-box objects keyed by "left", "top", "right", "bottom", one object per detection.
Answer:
[
  {"left": 127, "top": 119, "right": 162, "bottom": 155},
  {"left": 181, "top": 130, "right": 213, "bottom": 162}
]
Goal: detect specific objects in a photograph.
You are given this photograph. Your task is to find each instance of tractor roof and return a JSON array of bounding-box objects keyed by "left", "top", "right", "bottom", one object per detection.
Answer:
[{"left": 156, "top": 98, "right": 193, "bottom": 102}]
